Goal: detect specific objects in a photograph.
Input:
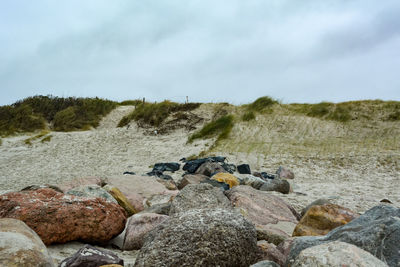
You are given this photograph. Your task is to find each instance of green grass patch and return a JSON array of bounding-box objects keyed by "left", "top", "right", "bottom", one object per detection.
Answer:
[
  {"left": 118, "top": 101, "right": 200, "bottom": 127},
  {"left": 246, "top": 96, "right": 278, "bottom": 112},
  {"left": 0, "top": 95, "right": 117, "bottom": 135},
  {"left": 307, "top": 102, "right": 334, "bottom": 117},
  {"left": 188, "top": 115, "right": 234, "bottom": 143},
  {"left": 242, "top": 111, "right": 256, "bottom": 121},
  {"left": 24, "top": 130, "right": 51, "bottom": 145}
]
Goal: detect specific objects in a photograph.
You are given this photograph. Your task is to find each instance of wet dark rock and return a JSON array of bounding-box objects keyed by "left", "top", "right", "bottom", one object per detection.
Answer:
[
  {"left": 286, "top": 205, "right": 400, "bottom": 267},
  {"left": 237, "top": 164, "right": 251, "bottom": 174},
  {"left": 59, "top": 244, "right": 123, "bottom": 267},
  {"left": 152, "top": 162, "right": 180, "bottom": 173},
  {"left": 222, "top": 163, "right": 237, "bottom": 173},
  {"left": 254, "top": 172, "right": 276, "bottom": 180},
  {"left": 200, "top": 179, "right": 230, "bottom": 191},
  {"left": 182, "top": 156, "right": 226, "bottom": 173},
  {"left": 146, "top": 170, "right": 172, "bottom": 180}
]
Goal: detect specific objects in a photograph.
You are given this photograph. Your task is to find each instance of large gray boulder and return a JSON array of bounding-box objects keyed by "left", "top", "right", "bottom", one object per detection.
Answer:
[
  {"left": 0, "top": 218, "right": 55, "bottom": 267},
  {"left": 169, "top": 183, "right": 232, "bottom": 215},
  {"left": 286, "top": 205, "right": 400, "bottom": 267},
  {"left": 134, "top": 208, "right": 259, "bottom": 267},
  {"left": 292, "top": 241, "right": 387, "bottom": 267},
  {"left": 259, "top": 178, "right": 291, "bottom": 194}
]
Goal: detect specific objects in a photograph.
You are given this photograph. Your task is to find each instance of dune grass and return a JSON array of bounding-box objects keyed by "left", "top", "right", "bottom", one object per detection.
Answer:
[
  {"left": 0, "top": 95, "right": 117, "bottom": 136},
  {"left": 24, "top": 130, "right": 51, "bottom": 145},
  {"left": 246, "top": 96, "right": 278, "bottom": 112},
  {"left": 242, "top": 111, "right": 256, "bottom": 121},
  {"left": 188, "top": 114, "right": 234, "bottom": 143},
  {"left": 117, "top": 101, "right": 201, "bottom": 127},
  {"left": 119, "top": 99, "right": 143, "bottom": 106}
]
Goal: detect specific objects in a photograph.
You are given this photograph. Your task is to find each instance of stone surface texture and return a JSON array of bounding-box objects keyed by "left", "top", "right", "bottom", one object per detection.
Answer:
[
  {"left": 66, "top": 184, "right": 117, "bottom": 204},
  {"left": 134, "top": 208, "right": 259, "bottom": 267},
  {"left": 211, "top": 172, "right": 240, "bottom": 188},
  {"left": 293, "top": 203, "right": 359, "bottom": 237},
  {"left": 259, "top": 178, "right": 291, "bottom": 194},
  {"left": 169, "top": 183, "right": 232, "bottom": 215},
  {"left": 103, "top": 184, "right": 137, "bottom": 216},
  {"left": 286, "top": 205, "right": 400, "bottom": 267},
  {"left": 0, "top": 218, "right": 55, "bottom": 267},
  {"left": 195, "top": 161, "right": 226, "bottom": 177},
  {"left": 123, "top": 213, "right": 169, "bottom": 250},
  {"left": 177, "top": 174, "right": 208, "bottom": 190},
  {"left": 59, "top": 244, "right": 123, "bottom": 267},
  {"left": 257, "top": 240, "right": 286, "bottom": 266},
  {"left": 0, "top": 188, "right": 127, "bottom": 245},
  {"left": 291, "top": 241, "right": 388, "bottom": 267}
]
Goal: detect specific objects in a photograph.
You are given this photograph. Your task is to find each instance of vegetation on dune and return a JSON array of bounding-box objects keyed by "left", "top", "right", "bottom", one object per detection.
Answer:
[
  {"left": 119, "top": 99, "right": 144, "bottom": 106},
  {"left": 188, "top": 115, "right": 234, "bottom": 143},
  {"left": 24, "top": 130, "right": 50, "bottom": 145},
  {"left": 242, "top": 111, "right": 256, "bottom": 121},
  {"left": 0, "top": 95, "right": 117, "bottom": 136},
  {"left": 117, "top": 101, "right": 201, "bottom": 127},
  {"left": 246, "top": 96, "right": 278, "bottom": 112}
]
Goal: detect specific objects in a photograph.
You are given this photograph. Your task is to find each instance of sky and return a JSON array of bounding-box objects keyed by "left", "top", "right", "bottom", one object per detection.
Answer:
[{"left": 1, "top": 0, "right": 399, "bottom": 105}]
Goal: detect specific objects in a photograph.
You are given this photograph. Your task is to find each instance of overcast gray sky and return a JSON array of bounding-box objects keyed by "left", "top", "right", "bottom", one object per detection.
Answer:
[{"left": 1, "top": 0, "right": 399, "bottom": 105}]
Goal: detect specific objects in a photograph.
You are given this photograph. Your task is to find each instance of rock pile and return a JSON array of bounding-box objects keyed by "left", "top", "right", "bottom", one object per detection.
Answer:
[{"left": 0, "top": 155, "right": 398, "bottom": 266}]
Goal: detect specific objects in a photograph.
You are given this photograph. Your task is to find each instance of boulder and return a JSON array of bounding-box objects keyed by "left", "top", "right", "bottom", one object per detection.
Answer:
[
  {"left": 291, "top": 241, "right": 388, "bottom": 267},
  {"left": 103, "top": 184, "right": 138, "bottom": 216},
  {"left": 59, "top": 244, "right": 123, "bottom": 267},
  {"left": 195, "top": 161, "right": 226, "bottom": 177},
  {"left": 259, "top": 178, "right": 290, "bottom": 194},
  {"left": 0, "top": 188, "right": 127, "bottom": 245},
  {"left": 293, "top": 204, "right": 359, "bottom": 237},
  {"left": 141, "top": 202, "right": 171, "bottom": 215},
  {"left": 200, "top": 179, "right": 230, "bottom": 191},
  {"left": 134, "top": 208, "right": 259, "bottom": 266},
  {"left": 211, "top": 172, "right": 240, "bottom": 188},
  {"left": 123, "top": 213, "right": 169, "bottom": 250},
  {"left": 253, "top": 172, "right": 275, "bottom": 180},
  {"left": 276, "top": 166, "right": 294, "bottom": 179},
  {"left": 66, "top": 185, "right": 117, "bottom": 204},
  {"left": 240, "top": 175, "right": 266, "bottom": 189},
  {"left": 257, "top": 225, "right": 290, "bottom": 246},
  {"left": 222, "top": 163, "right": 236, "bottom": 173},
  {"left": 251, "top": 260, "right": 280, "bottom": 267},
  {"left": 177, "top": 174, "right": 208, "bottom": 190},
  {"left": 257, "top": 240, "right": 286, "bottom": 266},
  {"left": 152, "top": 162, "right": 180, "bottom": 172},
  {"left": 286, "top": 205, "right": 400, "bottom": 267},
  {"left": 225, "top": 186, "right": 299, "bottom": 244},
  {"left": 105, "top": 175, "right": 178, "bottom": 212},
  {"left": 237, "top": 164, "right": 251, "bottom": 174},
  {"left": 301, "top": 198, "right": 333, "bottom": 217},
  {"left": 59, "top": 176, "right": 105, "bottom": 192},
  {"left": 0, "top": 218, "right": 55, "bottom": 267},
  {"left": 182, "top": 156, "right": 226, "bottom": 173},
  {"left": 169, "top": 183, "right": 232, "bottom": 215}
]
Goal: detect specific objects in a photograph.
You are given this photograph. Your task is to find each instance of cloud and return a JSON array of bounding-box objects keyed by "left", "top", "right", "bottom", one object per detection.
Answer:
[{"left": 0, "top": 0, "right": 399, "bottom": 105}]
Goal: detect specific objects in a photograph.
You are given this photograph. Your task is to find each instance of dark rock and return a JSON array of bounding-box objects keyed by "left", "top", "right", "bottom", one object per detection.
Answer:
[
  {"left": 195, "top": 161, "right": 226, "bottom": 177},
  {"left": 123, "top": 171, "right": 136, "bottom": 175},
  {"left": 59, "top": 244, "right": 123, "bottom": 267},
  {"left": 380, "top": 198, "right": 393, "bottom": 204},
  {"left": 146, "top": 170, "right": 172, "bottom": 180},
  {"left": 177, "top": 174, "right": 208, "bottom": 190},
  {"left": 152, "top": 162, "right": 180, "bottom": 173},
  {"left": 237, "top": 164, "right": 251, "bottom": 174},
  {"left": 286, "top": 205, "right": 400, "bottom": 267},
  {"left": 182, "top": 156, "right": 226, "bottom": 173},
  {"left": 200, "top": 179, "right": 230, "bottom": 191},
  {"left": 259, "top": 179, "right": 290, "bottom": 194},
  {"left": 134, "top": 208, "right": 259, "bottom": 267},
  {"left": 169, "top": 184, "right": 232, "bottom": 215},
  {"left": 222, "top": 163, "right": 237, "bottom": 173},
  {"left": 261, "top": 172, "right": 276, "bottom": 180}
]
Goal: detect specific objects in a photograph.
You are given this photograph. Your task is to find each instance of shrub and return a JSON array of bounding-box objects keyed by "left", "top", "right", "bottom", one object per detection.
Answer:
[
  {"left": 0, "top": 95, "right": 117, "bottom": 135},
  {"left": 242, "top": 111, "right": 256, "bottom": 121},
  {"left": 329, "top": 106, "right": 352, "bottom": 122},
  {"left": 119, "top": 100, "right": 143, "bottom": 106},
  {"left": 118, "top": 101, "right": 200, "bottom": 127},
  {"left": 247, "top": 96, "right": 278, "bottom": 112},
  {"left": 188, "top": 115, "right": 234, "bottom": 143}
]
